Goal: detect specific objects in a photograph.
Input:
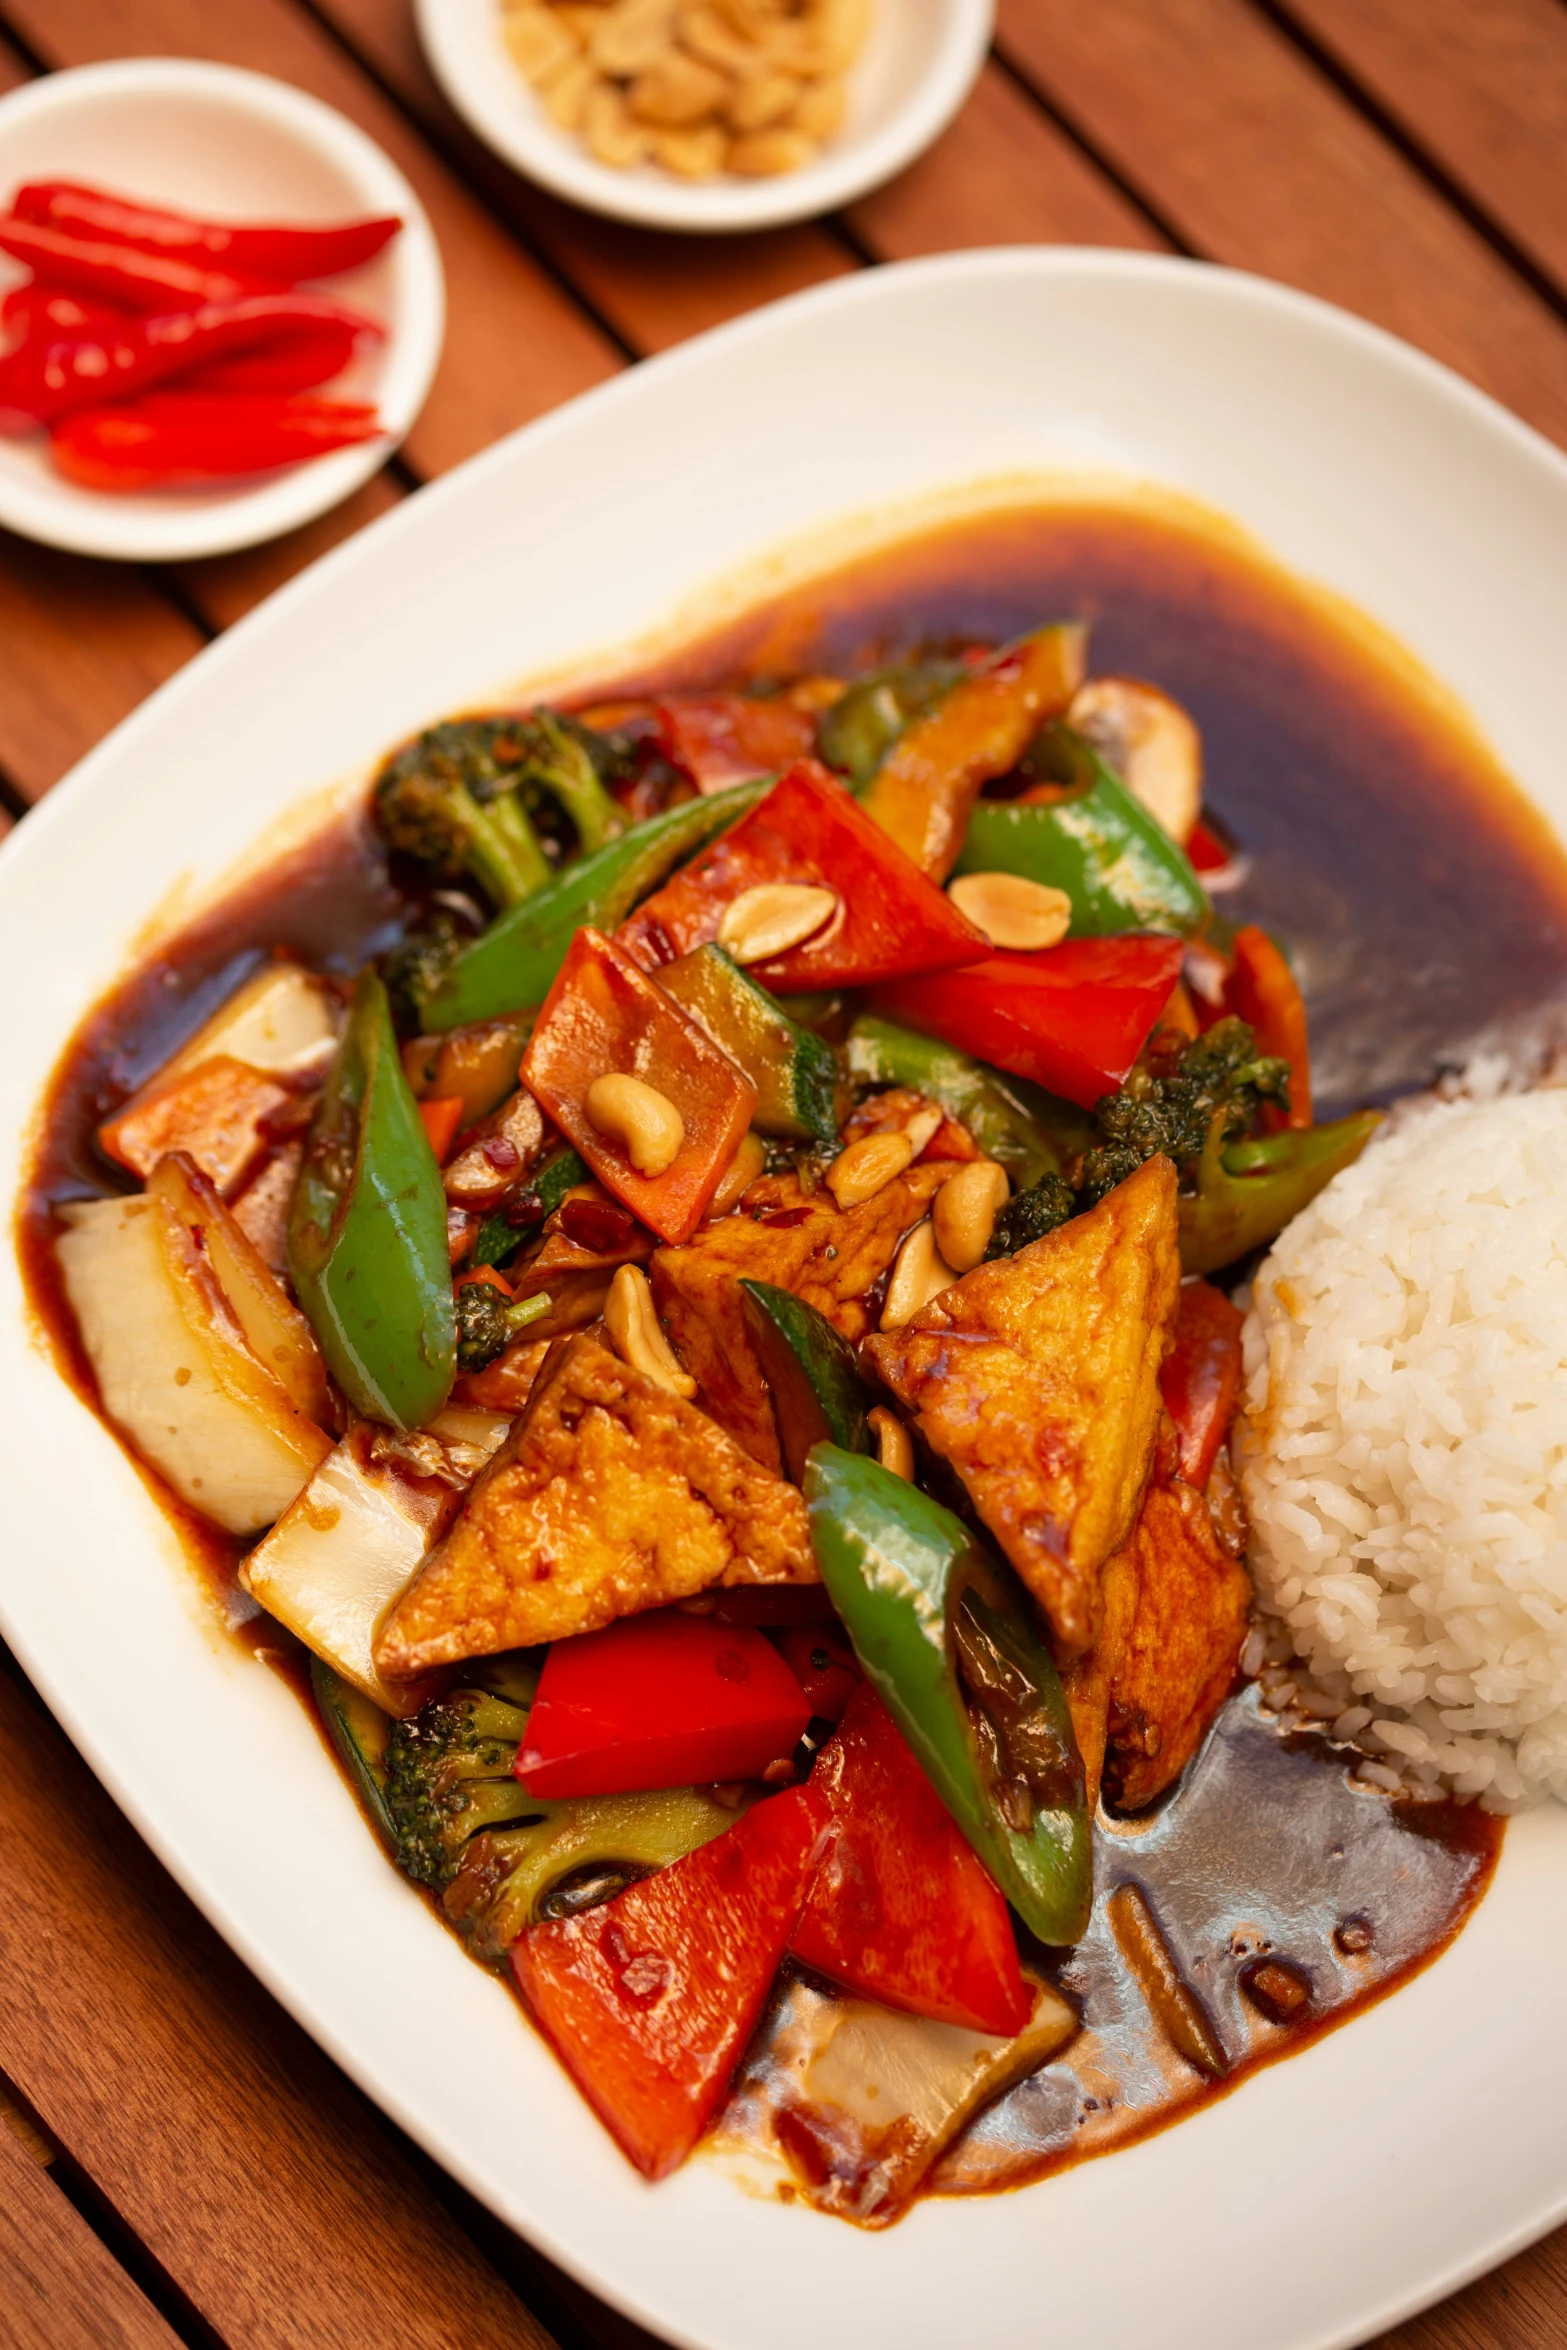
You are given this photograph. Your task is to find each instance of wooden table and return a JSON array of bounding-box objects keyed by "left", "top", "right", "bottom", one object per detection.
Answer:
[{"left": 1, "top": 3, "right": 1564, "bottom": 2343}]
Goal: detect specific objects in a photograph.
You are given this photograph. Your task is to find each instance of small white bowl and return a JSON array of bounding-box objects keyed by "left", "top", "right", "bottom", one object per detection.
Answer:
[
  {"left": 0, "top": 59, "right": 445, "bottom": 563},
  {"left": 415, "top": 0, "right": 993, "bottom": 234}
]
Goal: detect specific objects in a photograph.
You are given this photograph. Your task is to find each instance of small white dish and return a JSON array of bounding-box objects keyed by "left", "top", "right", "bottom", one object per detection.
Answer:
[
  {"left": 0, "top": 59, "right": 445, "bottom": 563},
  {"left": 5, "top": 252, "right": 1567, "bottom": 2350},
  {"left": 415, "top": 0, "right": 993, "bottom": 233}
]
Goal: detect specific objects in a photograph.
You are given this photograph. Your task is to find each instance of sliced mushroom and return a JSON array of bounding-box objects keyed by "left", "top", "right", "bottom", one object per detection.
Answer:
[{"left": 1069, "top": 676, "right": 1203, "bottom": 846}]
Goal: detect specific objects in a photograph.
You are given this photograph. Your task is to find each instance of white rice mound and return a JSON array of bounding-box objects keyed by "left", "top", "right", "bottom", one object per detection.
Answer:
[{"left": 1238, "top": 1088, "right": 1567, "bottom": 1811}]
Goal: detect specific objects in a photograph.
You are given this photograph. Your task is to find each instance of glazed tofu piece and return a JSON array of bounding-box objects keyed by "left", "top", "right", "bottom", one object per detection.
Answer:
[
  {"left": 1095, "top": 1474, "right": 1252, "bottom": 1812},
  {"left": 864, "top": 1156, "right": 1180, "bottom": 1659},
  {"left": 375, "top": 1327, "right": 817, "bottom": 1677},
  {"left": 651, "top": 1163, "right": 950, "bottom": 1472}
]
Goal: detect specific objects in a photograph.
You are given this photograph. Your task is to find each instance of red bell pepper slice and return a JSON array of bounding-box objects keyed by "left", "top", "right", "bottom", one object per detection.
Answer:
[
  {"left": 876, "top": 935, "right": 1184, "bottom": 1110},
  {"left": 49, "top": 394, "right": 383, "bottom": 490},
  {"left": 1159, "top": 1278, "right": 1245, "bottom": 1488},
  {"left": 617, "top": 759, "right": 988, "bottom": 991},
  {"left": 13, "top": 182, "right": 401, "bottom": 283},
  {"left": 1187, "top": 819, "right": 1232, "bottom": 874},
  {"left": 1228, "top": 924, "right": 1312, "bottom": 1130},
  {"left": 773, "top": 1625, "right": 860, "bottom": 1724},
  {"left": 792, "top": 1686, "right": 1030, "bottom": 2037},
  {"left": 654, "top": 693, "right": 817, "bottom": 790},
  {"left": 516, "top": 1611, "right": 812, "bottom": 1797},
  {"left": 511, "top": 1781, "right": 833, "bottom": 2178},
  {"left": 520, "top": 926, "right": 757, "bottom": 1244}
]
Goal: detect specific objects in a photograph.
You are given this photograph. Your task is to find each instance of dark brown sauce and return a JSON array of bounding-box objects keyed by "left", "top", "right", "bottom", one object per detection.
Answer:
[{"left": 12, "top": 497, "right": 1539, "bottom": 2217}]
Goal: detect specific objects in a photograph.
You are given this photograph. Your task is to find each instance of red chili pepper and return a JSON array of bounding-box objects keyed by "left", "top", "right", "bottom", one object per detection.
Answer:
[
  {"left": 521, "top": 927, "right": 757, "bottom": 1245},
  {"left": 0, "top": 294, "right": 378, "bottom": 425},
  {"left": 618, "top": 759, "right": 989, "bottom": 991},
  {"left": 14, "top": 182, "right": 402, "bottom": 283},
  {"left": 653, "top": 693, "right": 817, "bottom": 791},
  {"left": 792, "top": 1685, "right": 1031, "bottom": 2037},
  {"left": 1187, "top": 818, "right": 1233, "bottom": 873},
  {"left": 773, "top": 1626, "right": 860, "bottom": 1724},
  {"left": 0, "top": 282, "right": 130, "bottom": 347},
  {"left": 1227, "top": 924, "right": 1312, "bottom": 1130},
  {"left": 511, "top": 1782, "right": 833, "bottom": 2178},
  {"left": 0, "top": 215, "right": 284, "bottom": 310},
  {"left": 417, "top": 1095, "right": 467, "bottom": 1163},
  {"left": 876, "top": 935, "right": 1184, "bottom": 1109},
  {"left": 1159, "top": 1278, "right": 1245, "bottom": 1488},
  {"left": 515, "top": 1612, "right": 812, "bottom": 1797},
  {"left": 180, "top": 319, "right": 359, "bottom": 397},
  {"left": 50, "top": 393, "right": 383, "bottom": 490}
]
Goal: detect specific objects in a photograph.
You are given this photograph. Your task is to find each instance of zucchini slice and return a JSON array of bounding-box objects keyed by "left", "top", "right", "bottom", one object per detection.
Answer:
[{"left": 658, "top": 945, "right": 838, "bottom": 1146}]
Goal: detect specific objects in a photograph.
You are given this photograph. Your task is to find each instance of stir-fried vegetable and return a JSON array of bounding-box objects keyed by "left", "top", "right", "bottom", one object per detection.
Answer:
[
  {"left": 804, "top": 1446, "right": 1092, "bottom": 1947},
  {"left": 954, "top": 724, "right": 1208, "bottom": 937},
  {"left": 515, "top": 1612, "right": 811, "bottom": 1796},
  {"left": 418, "top": 778, "right": 771, "bottom": 1030},
  {"left": 859, "top": 625, "right": 1087, "bottom": 879},
  {"left": 844, "top": 1013, "right": 1086, "bottom": 1188},
  {"left": 876, "top": 935, "right": 1184, "bottom": 1108},
  {"left": 288, "top": 971, "right": 456, "bottom": 1429},
  {"left": 657, "top": 943, "right": 838, "bottom": 1145}
]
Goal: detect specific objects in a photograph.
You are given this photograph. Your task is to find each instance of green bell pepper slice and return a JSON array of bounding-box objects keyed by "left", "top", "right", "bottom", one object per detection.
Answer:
[
  {"left": 417, "top": 776, "right": 773, "bottom": 1030},
  {"left": 816, "top": 656, "right": 965, "bottom": 789},
  {"left": 1178, "top": 1108, "right": 1382, "bottom": 1275},
  {"left": 805, "top": 1445, "right": 1092, "bottom": 1946},
  {"left": 288, "top": 971, "right": 456, "bottom": 1430},
  {"left": 845, "top": 1013, "right": 1092, "bottom": 1189},
  {"left": 954, "top": 723, "right": 1208, "bottom": 938}
]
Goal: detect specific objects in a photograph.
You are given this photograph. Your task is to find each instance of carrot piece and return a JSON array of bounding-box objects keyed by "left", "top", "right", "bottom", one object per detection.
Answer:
[
  {"left": 417, "top": 1095, "right": 466, "bottom": 1164},
  {"left": 520, "top": 926, "right": 756, "bottom": 1245}
]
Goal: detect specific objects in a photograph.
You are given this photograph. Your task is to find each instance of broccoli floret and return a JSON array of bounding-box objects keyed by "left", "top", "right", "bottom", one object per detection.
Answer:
[
  {"left": 374, "top": 721, "right": 553, "bottom": 911},
  {"left": 984, "top": 1171, "right": 1077, "bottom": 1260},
  {"left": 373, "top": 713, "right": 628, "bottom": 913},
  {"left": 384, "top": 1689, "right": 536, "bottom": 1889},
  {"left": 1079, "top": 1016, "right": 1291, "bottom": 1204},
  {"left": 454, "top": 1282, "right": 553, "bottom": 1372}
]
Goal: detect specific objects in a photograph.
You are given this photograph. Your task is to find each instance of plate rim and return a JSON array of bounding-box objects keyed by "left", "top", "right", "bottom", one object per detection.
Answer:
[{"left": 5, "top": 245, "right": 1567, "bottom": 2350}]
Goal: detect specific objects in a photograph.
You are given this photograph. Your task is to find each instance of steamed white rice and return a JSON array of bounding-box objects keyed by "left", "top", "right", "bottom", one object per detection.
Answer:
[{"left": 1238, "top": 1088, "right": 1567, "bottom": 1810}]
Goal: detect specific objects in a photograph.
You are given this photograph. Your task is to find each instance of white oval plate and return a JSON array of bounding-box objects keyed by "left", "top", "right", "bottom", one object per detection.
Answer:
[
  {"left": 4, "top": 251, "right": 1567, "bottom": 2350},
  {"left": 0, "top": 60, "right": 445, "bottom": 561},
  {"left": 415, "top": 0, "right": 993, "bottom": 234}
]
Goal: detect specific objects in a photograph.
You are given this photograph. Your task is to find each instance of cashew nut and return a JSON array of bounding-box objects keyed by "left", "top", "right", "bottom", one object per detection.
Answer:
[
  {"left": 932, "top": 1158, "right": 1010, "bottom": 1273},
  {"left": 585, "top": 1072, "right": 685, "bottom": 1176},
  {"left": 881, "top": 1219, "right": 958, "bottom": 1330},
  {"left": 867, "top": 1406, "right": 914, "bottom": 1480},
  {"left": 717, "top": 881, "right": 838, "bottom": 965},
  {"left": 708, "top": 1129, "right": 767, "bottom": 1218},
  {"left": 604, "top": 1264, "right": 696, "bottom": 1397}
]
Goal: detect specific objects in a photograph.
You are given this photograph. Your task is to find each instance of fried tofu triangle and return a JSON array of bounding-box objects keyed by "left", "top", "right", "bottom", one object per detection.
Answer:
[
  {"left": 375, "top": 1328, "right": 816, "bottom": 1679},
  {"left": 1065, "top": 1465, "right": 1251, "bottom": 1813},
  {"left": 864, "top": 1156, "right": 1180, "bottom": 1660}
]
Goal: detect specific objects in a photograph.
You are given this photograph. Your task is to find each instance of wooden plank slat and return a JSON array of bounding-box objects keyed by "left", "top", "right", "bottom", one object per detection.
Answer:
[
  {"left": 1279, "top": 0, "right": 1567, "bottom": 298},
  {"left": 995, "top": 0, "right": 1567, "bottom": 452},
  {"left": 0, "top": 531, "right": 203, "bottom": 804},
  {"left": 0, "top": 2116, "right": 185, "bottom": 2350},
  {"left": 0, "top": 1664, "right": 561, "bottom": 2350},
  {"left": 851, "top": 59, "right": 1165, "bottom": 258},
  {"left": 305, "top": 0, "right": 855, "bottom": 354}
]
